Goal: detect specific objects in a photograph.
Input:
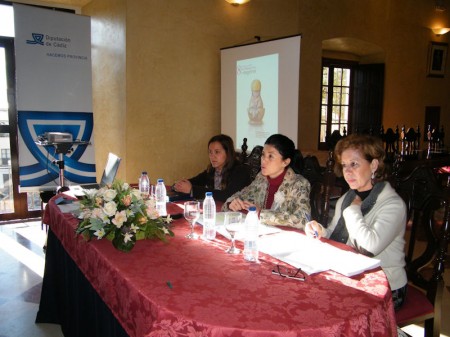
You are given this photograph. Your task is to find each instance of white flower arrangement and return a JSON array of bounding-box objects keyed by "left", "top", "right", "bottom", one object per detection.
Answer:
[{"left": 76, "top": 180, "right": 174, "bottom": 252}]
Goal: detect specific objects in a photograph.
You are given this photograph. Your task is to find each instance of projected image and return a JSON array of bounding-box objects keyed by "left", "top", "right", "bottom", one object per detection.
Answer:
[
  {"left": 237, "top": 54, "right": 278, "bottom": 148},
  {"left": 221, "top": 34, "right": 300, "bottom": 150},
  {"left": 248, "top": 79, "right": 265, "bottom": 124}
]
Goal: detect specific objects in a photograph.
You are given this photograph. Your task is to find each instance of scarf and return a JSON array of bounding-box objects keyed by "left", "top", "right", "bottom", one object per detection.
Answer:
[{"left": 329, "top": 182, "right": 386, "bottom": 246}]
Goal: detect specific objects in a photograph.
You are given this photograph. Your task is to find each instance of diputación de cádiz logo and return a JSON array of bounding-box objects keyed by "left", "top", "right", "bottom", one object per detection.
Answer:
[{"left": 26, "top": 33, "right": 44, "bottom": 45}]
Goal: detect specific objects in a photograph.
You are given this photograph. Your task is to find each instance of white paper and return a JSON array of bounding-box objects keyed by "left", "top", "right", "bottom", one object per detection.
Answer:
[{"left": 258, "top": 231, "right": 380, "bottom": 276}]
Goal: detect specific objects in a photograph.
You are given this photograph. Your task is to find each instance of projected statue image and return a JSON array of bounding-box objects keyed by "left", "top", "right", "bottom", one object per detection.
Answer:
[{"left": 247, "top": 79, "right": 265, "bottom": 125}]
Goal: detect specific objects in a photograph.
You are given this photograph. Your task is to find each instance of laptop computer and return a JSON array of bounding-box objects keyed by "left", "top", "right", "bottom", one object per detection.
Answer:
[{"left": 70, "top": 153, "right": 121, "bottom": 194}]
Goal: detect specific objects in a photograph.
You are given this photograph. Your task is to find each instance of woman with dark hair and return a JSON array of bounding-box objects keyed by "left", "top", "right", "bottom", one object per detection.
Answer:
[
  {"left": 305, "top": 133, "right": 407, "bottom": 310},
  {"left": 173, "top": 134, "right": 251, "bottom": 202},
  {"left": 223, "top": 134, "right": 311, "bottom": 229}
]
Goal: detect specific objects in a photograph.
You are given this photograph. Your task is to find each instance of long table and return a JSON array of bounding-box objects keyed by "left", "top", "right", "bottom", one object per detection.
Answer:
[{"left": 36, "top": 197, "right": 398, "bottom": 337}]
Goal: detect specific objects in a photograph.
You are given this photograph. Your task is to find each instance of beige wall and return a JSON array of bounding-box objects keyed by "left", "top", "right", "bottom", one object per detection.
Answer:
[
  {"left": 83, "top": 0, "right": 126, "bottom": 181},
  {"left": 83, "top": 0, "right": 450, "bottom": 183}
]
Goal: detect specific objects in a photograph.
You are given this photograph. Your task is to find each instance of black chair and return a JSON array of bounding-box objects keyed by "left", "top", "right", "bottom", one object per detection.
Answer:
[
  {"left": 394, "top": 165, "right": 450, "bottom": 337},
  {"left": 307, "top": 152, "right": 348, "bottom": 227},
  {"left": 245, "top": 145, "right": 263, "bottom": 180},
  {"left": 399, "top": 125, "right": 421, "bottom": 160},
  {"left": 396, "top": 191, "right": 450, "bottom": 337},
  {"left": 239, "top": 138, "right": 249, "bottom": 164}
]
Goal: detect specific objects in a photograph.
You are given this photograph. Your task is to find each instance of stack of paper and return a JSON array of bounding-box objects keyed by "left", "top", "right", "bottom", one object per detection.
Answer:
[{"left": 258, "top": 231, "right": 380, "bottom": 276}]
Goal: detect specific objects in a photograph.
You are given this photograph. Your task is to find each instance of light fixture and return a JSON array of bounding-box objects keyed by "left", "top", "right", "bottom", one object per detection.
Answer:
[
  {"left": 225, "top": 0, "right": 251, "bottom": 6},
  {"left": 432, "top": 27, "right": 450, "bottom": 36}
]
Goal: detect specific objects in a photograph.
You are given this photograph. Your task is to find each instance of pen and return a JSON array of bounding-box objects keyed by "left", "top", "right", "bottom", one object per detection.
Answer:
[{"left": 305, "top": 213, "right": 319, "bottom": 238}]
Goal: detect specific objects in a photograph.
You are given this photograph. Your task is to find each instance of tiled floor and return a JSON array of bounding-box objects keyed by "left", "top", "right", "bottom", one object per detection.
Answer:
[
  {"left": 0, "top": 221, "right": 63, "bottom": 337},
  {"left": 0, "top": 220, "right": 448, "bottom": 337}
]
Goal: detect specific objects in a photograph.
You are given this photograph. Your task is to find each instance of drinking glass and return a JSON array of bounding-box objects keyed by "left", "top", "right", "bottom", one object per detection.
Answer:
[
  {"left": 184, "top": 201, "right": 200, "bottom": 239},
  {"left": 224, "top": 212, "right": 243, "bottom": 254},
  {"left": 150, "top": 184, "right": 155, "bottom": 200}
]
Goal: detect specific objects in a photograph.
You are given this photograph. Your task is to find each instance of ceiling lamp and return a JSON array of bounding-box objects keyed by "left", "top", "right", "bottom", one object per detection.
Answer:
[
  {"left": 225, "top": 0, "right": 251, "bottom": 6},
  {"left": 432, "top": 27, "right": 450, "bottom": 36}
]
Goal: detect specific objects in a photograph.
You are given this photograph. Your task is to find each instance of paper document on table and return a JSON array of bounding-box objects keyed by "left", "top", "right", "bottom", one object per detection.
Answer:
[
  {"left": 258, "top": 231, "right": 329, "bottom": 274},
  {"left": 207, "top": 212, "right": 282, "bottom": 240},
  {"left": 216, "top": 223, "right": 281, "bottom": 241},
  {"left": 258, "top": 231, "right": 380, "bottom": 276},
  {"left": 323, "top": 245, "right": 381, "bottom": 277}
]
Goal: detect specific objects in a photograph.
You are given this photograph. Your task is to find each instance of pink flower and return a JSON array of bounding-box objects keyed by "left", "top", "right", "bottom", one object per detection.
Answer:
[{"left": 122, "top": 194, "right": 132, "bottom": 207}]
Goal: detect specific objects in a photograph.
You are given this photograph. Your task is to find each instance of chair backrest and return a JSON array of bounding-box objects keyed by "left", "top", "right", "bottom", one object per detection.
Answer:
[
  {"left": 302, "top": 155, "right": 323, "bottom": 186},
  {"left": 99, "top": 152, "right": 121, "bottom": 186},
  {"left": 307, "top": 151, "right": 348, "bottom": 227},
  {"left": 325, "top": 129, "right": 346, "bottom": 151},
  {"left": 395, "top": 164, "right": 450, "bottom": 337},
  {"left": 383, "top": 126, "right": 399, "bottom": 162},
  {"left": 426, "top": 125, "right": 446, "bottom": 154},
  {"left": 245, "top": 145, "right": 263, "bottom": 180},
  {"left": 399, "top": 125, "right": 421, "bottom": 160},
  {"left": 402, "top": 190, "right": 449, "bottom": 337},
  {"left": 239, "top": 137, "right": 249, "bottom": 164}
]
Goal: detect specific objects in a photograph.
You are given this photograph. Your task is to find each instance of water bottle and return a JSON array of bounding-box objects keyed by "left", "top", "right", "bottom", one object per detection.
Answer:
[
  {"left": 244, "top": 206, "right": 259, "bottom": 262},
  {"left": 138, "top": 171, "right": 150, "bottom": 199},
  {"left": 202, "top": 192, "right": 216, "bottom": 240},
  {"left": 155, "top": 179, "right": 167, "bottom": 216}
]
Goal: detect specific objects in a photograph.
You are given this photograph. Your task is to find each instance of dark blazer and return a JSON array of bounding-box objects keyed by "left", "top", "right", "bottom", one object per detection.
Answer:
[{"left": 189, "top": 163, "right": 251, "bottom": 202}]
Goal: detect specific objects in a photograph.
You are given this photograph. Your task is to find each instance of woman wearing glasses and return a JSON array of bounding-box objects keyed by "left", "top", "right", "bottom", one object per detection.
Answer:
[
  {"left": 223, "top": 134, "right": 311, "bottom": 229},
  {"left": 173, "top": 134, "right": 251, "bottom": 202},
  {"left": 305, "top": 134, "right": 407, "bottom": 310}
]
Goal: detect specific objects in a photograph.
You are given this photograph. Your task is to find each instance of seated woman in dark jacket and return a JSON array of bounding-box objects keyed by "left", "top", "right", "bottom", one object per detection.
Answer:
[{"left": 173, "top": 134, "right": 251, "bottom": 202}]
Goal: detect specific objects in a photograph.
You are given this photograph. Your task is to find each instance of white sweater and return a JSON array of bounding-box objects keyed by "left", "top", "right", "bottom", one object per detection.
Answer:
[{"left": 324, "top": 182, "right": 407, "bottom": 291}]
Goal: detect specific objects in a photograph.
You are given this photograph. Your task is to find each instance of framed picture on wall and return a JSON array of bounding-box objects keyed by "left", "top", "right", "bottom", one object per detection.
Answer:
[{"left": 427, "top": 42, "right": 448, "bottom": 77}]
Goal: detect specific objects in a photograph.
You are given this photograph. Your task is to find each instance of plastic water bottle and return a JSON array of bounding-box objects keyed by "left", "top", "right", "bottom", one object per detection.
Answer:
[
  {"left": 202, "top": 192, "right": 216, "bottom": 240},
  {"left": 155, "top": 179, "right": 167, "bottom": 216},
  {"left": 138, "top": 171, "right": 150, "bottom": 199},
  {"left": 244, "top": 206, "right": 259, "bottom": 262}
]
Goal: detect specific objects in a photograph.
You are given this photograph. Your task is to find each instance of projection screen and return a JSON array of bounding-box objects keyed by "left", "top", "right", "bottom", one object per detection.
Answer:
[{"left": 221, "top": 34, "right": 301, "bottom": 151}]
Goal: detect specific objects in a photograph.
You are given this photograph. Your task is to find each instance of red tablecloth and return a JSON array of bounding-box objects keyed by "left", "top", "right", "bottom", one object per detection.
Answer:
[{"left": 44, "top": 198, "right": 398, "bottom": 337}]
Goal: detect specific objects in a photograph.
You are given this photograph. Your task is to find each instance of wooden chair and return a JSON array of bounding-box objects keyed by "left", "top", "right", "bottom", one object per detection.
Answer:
[
  {"left": 307, "top": 151, "right": 348, "bottom": 227},
  {"left": 396, "top": 191, "right": 450, "bottom": 337},
  {"left": 394, "top": 165, "right": 450, "bottom": 337},
  {"left": 239, "top": 137, "right": 249, "bottom": 164},
  {"left": 245, "top": 145, "right": 263, "bottom": 180},
  {"left": 301, "top": 155, "right": 323, "bottom": 186},
  {"left": 399, "top": 125, "right": 421, "bottom": 160},
  {"left": 325, "top": 128, "right": 346, "bottom": 151},
  {"left": 426, "top": 125, "right": 446, "bottom": 155},
  {"left": 383, "top": 126, "right": 399, "bottom": 162}
]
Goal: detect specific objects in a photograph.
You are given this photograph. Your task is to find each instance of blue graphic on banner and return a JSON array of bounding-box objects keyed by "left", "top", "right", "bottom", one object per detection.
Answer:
[
  {"left": 18, "top": 111, "right": 96, "bottom": 187},
  {"left": 26, "top": 33, "right": 44, "bottom": 45}
]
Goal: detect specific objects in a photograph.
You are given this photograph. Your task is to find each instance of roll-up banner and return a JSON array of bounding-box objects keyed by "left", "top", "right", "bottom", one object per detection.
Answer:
[{"left": 14, "top": 3, "right": 96, "bottom": 191}]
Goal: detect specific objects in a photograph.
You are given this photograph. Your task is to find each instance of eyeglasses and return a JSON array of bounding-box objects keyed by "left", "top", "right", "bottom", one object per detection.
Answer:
[{"left": 272, "top": 264, "right": 306, "bottom": 281}]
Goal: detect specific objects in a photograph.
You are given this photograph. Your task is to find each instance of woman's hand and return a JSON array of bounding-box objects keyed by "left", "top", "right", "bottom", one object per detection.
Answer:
[
  {"left": 174, "top": 179, "right": 192, "bottom": 194},
  {"left": 228, "top": 198, "right": 258, "bottom": 212},
  {"left": 305, "top": 220, "right": 323, "bottom": 239}
]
